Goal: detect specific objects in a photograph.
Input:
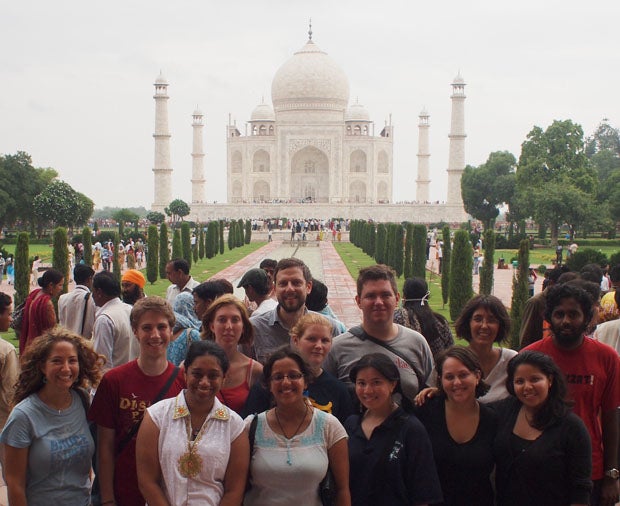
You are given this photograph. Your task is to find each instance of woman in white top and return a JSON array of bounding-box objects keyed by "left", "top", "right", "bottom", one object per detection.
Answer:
[
  {"left": 416, "top": 294, "right": 516, "bottom": 405},
  {"left": 136, "top": 340, "right": 249, "bottom": 506},
  {"left": 244, "top": 347, "right": 351, "bottom": 506}
]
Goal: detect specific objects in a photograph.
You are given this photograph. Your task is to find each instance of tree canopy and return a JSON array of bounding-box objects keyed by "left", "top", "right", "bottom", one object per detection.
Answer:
[
  {"left": 146, "top": 211, "right": 166, "bottom": 224},
  {"left": 461, "top": 151, "right": 516, "bottom": 229},
  {"left": 165, "top": 199, "right": 191, "bottom": 222},
  {"left": 33, "top": 180, "right": 94, "bottom": 229}
]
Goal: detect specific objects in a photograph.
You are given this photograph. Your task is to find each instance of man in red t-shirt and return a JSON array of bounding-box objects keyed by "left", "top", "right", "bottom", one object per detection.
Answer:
[
  {"left": 524, "top": 283, "right": 619, "bottom": 506},
  {"left": 89, "top": 297, "right": 185, "bottom": 506}
]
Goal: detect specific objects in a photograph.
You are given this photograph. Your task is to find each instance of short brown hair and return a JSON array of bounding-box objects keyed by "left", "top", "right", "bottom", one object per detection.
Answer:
[
  {"left": 130, "top": 296, "right": 175, "bottom": 330},
  {"left": 356, "top": 264, "right": 398, "bottom": 297},
  {"left": 454, "top": 294, "right": 511, "bottom": 344},
  {"left": 274, "top": 258, "right": 312, "bottom": 283},
  {"left": 201, "top": 294, "right": 254, "bottom": 346}
]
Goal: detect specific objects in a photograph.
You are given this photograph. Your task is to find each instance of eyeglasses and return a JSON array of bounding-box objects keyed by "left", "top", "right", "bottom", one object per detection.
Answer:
[{"left": 270, "top": 372, "right": 304, "bottom": 382}]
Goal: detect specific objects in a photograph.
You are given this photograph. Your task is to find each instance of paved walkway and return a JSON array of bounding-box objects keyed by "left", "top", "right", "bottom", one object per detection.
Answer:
[{"left": 210, "top": 239, "right": 361, "bottom": 328}]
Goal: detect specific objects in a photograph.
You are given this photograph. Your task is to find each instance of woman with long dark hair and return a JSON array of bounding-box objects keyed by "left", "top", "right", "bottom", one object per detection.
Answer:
[
  {"left": 493, "top": 351, "right": 592, "bottom": 506},
  {"left": 393, "top": 277, "right": 454, "bottom": 357},
  {"left": 20, "top": 269, "right": 64, "bottom": 354}
]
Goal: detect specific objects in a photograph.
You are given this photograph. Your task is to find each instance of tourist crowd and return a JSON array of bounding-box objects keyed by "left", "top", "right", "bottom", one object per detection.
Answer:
[{"left": 0, "top": 256, "right": 618, "bottom": 506}]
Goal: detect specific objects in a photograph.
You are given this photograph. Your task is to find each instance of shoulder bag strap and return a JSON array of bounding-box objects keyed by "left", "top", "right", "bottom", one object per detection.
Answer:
[
  {"left": 116, "top": 365, "right": 180, "bottom": 454},
  {"left": 80, "top": 292, "right": 91, "bottom": 335},
  {"left": 348, "top": 325, "right": 427, "bottom": 389}
]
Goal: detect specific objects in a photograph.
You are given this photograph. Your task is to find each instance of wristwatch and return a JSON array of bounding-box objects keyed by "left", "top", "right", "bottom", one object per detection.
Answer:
[{"left": 605, "top": 468, "right": 619, "bottom": 479}]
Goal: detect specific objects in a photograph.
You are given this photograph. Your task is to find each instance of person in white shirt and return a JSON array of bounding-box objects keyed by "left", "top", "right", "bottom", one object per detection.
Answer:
[
  {"left": 58, "top": 264, "right": 96, "bottom": 339},
  {"left": 165, "top": 258, "right": 200, "bottom": 304},
  {"left": 92, "top": 271, "right": 136, "bottom": 370}
]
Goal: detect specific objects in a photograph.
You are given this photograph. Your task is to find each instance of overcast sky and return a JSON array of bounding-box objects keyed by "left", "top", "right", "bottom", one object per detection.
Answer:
[{"left": 1, "top": 0, "right": 618, "bottom": 209}]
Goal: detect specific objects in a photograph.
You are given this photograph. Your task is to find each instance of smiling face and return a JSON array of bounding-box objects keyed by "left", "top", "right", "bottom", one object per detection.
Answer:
[
  {"left": 354, "top": 366, "right": 397, "bottom": 412},
  {"left": 275, "top": 267, "right": 312, "bottom": 314},
  {"left": 356, "top": 279, "right": 400, "bottom": 327},
  {"left": 440, "top": 357, "right": 480, "bottom": 404},
  {"left": 185, "top": 354, "right": 224, "bottom": 407},
  {"left": 469, "top": 307, "right": 500, "bottom": 347},
  {"left": 292, "top": 323, "right": 332, "bottom": 369},
  {"left": 513, "top": 363, "right": 552, "bottom": 411},
  {"left": 41, "top": 340, "right": 79, "bottom": 391},
  {"left": 268, "top": 357, "right": 307, "bottom": 407},
  {"left": 133, "top": 310, "right": 173, "bottom": 358},
  {"left": 209, "top": 304, "right": 244, "bottom": 349}
]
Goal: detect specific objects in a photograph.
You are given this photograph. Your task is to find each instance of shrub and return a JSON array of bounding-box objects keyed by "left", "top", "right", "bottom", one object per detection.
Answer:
[
  {"left": 14, "top": 232, "right": 30, "bottom": 308},
  {"left": 441, "top": 226, "right": 451, "bottom": 306},
  {"left": 219, "top": 220, "right": 224, "bottom": 255},
  {"left": 147, "top": 225, "right": 158, "bottom": 284},
  {"left": 198, "top": 228, "right": 205, "bottom": 259},
  {"left": 181, "top": 222, "right": 192, "bottom": 268},
  {"left": 403, "top": 223, "right": 414, "bottom": 278},
  {"left": 449, "top": 230, "right": 473, "bottom": 321},
  {"left": 52, "top": 227, "right": 69, "bottom": 294},
  {"left": 112, "top": 232, "right": 122, "bottom": 284},
  {"left": 159, "top": 223, "right": 170, "bottom": 279},
  {"left": 510, "top": 239, "right": 530, "bottom": 350},
  {"left": 375, "top": 223, "right": 387, "bottom": 263},
  {"left": 479, "top": 229, "right": 495, "bottom": 295},
  {"left": 411, "top": 225, "right": 427, "bottom": 279},
  {"left": 565, "top": 248, "right": 608, "bottom": 271},
  {"left": 82, "top": 227, "right": 92, "bottom": 266},
  {"left": 245, "top": 219, "right": 252, "bottom": 244},
  {"left": 172, "top": 229, "right": 182, "bottom": 259}
]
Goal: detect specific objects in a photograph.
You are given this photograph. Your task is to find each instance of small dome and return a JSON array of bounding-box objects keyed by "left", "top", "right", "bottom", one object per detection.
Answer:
[
  {"left": 193, "top": 107, "right": 203, "bottom": 116},
  {"left": 271, "top": 40, "right": 349, "bottom": 113},
  {"left": 155, "top": 72, "right": 168, "bottom": 85},
  {"left": 452, "top": 72, "right": 465, "bottom": 85},
  {"left": 250, "top": 102, "right": 275, "bottom": 122},
  {"left": 419, "top": 107, "right": 429, "bottom": 117},
  {"left": 345, "top": 101, "right": 370, "bottom": 122}
]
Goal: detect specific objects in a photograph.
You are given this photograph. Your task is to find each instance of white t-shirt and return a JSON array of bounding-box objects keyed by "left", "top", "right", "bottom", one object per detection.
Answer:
[{"left": 244, "top": 408, "right": 347, "bottom": 506}]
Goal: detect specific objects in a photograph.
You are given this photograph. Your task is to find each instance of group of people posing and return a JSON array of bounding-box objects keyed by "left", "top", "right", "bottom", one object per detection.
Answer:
[{"left": 0, "top": 255, "right": 618, "bottom": 506}]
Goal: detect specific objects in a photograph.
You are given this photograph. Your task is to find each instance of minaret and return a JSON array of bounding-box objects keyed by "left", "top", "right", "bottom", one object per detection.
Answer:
[
  {"left": 191, "top": 108, "right": 206, "bottom": 203},
  {"left": 416, "top": 108, "right": 431, "bottom": 202},
  {"left": 152, "top": 72, "right": 173, "bottom": 211},
  {"left": 446, "top": 73, "right": 466, "bottom": 206}
]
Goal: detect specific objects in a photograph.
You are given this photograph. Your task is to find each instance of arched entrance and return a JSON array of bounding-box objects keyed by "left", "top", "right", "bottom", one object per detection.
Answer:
[{"left": 290, "top": 146, "right": 329, "bottom": 202}]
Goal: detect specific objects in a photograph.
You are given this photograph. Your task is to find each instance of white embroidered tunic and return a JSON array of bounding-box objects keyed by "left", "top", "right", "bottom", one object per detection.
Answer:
[{"left": 147, "top": 392, "right": 244, "bottom": 505}]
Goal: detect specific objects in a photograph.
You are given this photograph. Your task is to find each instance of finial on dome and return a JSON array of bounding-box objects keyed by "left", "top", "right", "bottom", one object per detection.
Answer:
[{"left": 308, "top": 18, "right": 313, "bottom": 41}]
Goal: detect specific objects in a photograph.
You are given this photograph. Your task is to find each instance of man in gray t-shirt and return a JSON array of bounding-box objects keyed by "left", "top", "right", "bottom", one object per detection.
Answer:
[{"left": 324, "top": 264, "right": 433, "bottom": 402}]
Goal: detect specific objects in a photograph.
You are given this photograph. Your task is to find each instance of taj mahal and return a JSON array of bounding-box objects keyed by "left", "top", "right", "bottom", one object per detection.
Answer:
[{"left": 151, "top": 28, "right": 468, "bottom": 223}]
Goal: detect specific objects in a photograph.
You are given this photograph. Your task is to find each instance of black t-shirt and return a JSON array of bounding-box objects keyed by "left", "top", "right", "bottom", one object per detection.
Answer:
[
  {"left": 414, "top": 396, "right": 497, "bottom": 506},
  {"left": 344, "top": 408, "right": 443, "bottom": 506}
]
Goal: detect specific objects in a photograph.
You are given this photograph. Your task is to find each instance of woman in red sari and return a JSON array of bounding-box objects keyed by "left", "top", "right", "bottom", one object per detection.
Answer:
[{"left": 19, "top": 269, "right": 64, "bottom": 354}]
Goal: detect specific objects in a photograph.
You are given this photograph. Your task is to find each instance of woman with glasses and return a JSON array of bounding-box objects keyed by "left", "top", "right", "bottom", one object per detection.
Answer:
[
  {"left": 244, "top": 347, "right": 351, "bottom": 506},
  {"left": 414, "top": 346, "right": 496, "bottom": 506}
]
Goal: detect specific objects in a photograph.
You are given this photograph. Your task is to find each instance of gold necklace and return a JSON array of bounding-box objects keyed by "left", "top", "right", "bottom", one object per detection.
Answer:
[{"left": 178, "top": 414, "right": 209, "bottom": 478}]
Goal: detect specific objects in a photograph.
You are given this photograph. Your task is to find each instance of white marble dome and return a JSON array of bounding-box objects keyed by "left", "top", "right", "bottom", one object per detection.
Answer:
[
  {"left": 271, "top": 40, "right": 350, "bottom": 112},
  {"left": 345, "top": 101, "right": 370, "bottom": 122},
  {"left": 250, "top": 102, "right": 275, "bottom": 121}
]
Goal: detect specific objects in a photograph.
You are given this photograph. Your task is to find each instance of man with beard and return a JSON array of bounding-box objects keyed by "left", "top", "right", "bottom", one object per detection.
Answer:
[
  {"left": 249, "top": 258, "right": 341, "bottom": 364},
  {"left": 121, "top": 269, "right": 146, "bottom": 305},
  {"left": 524, "top": 283, "right": 620, "bottom": 506}
]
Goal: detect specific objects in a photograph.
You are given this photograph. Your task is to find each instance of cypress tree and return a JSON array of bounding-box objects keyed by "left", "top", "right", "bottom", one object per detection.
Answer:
[
  {"left": 205, "top": 224, "right": 214, "bottom": 259},
  {"left": 479, "top": 229, "right": 496, "bottom": 295},
  {"left": 403, "top": 223, "right": 414, "bottom": 278},
  {"left": 367, "top": 223, "right": 376, "bottom": 259},
  {"left": 219, "top": 221, "right": 224, "bottom": 255},
  {"left": 172, "top": 229, "right": 182, "bottom": 259},
  {"left": 245, "top": 219, "right": 252, "bottom": 244},
  {"left": 411, "top": 224, "right": 427, "bottom": 279},
  {"left": 393, "top": 224, "right": 404, "bottom": 277},
  {"left": 375, "top": 224, "right": 387, "bottom": 264},
  {"left": 112, "top": 232, "right": 122, "bottom": 284},
  {"left": 147, "top": 225, "right": 158, "bottom": 284},
  {"left": 14, "top": 232, "right": 30, "bottom": 308},
  {"left": 181, "top": 222, "right": 192, "bottom": 267},
  {"left": 510, "top": 239, "right": 530, "bottom": 350},
  {"left": 198, "top": 227, "right": 205, "bottom": 259},
  {"left": 449, "top": 230, "right": 473, "bottom": 321},
  {"left": 237, "top": 219, "right": 244, "bottom": 247},
  {"left": 159, "top": 223, "right": 170, "bottom": 279},
  {"left": 227, "top": 221, "right": 235, "bottom": 250},
  {"left": 441, "top": 226, "right": 451, "bottom": 306},
  {"left": 82, "top": 226, "right": 92, "bottom": 266},
  {"left": 193, "top": 243, "right": 198, "bottom": 263},
  {"left": 52, "top": 227, "right": 70, "bottom": 294}
]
